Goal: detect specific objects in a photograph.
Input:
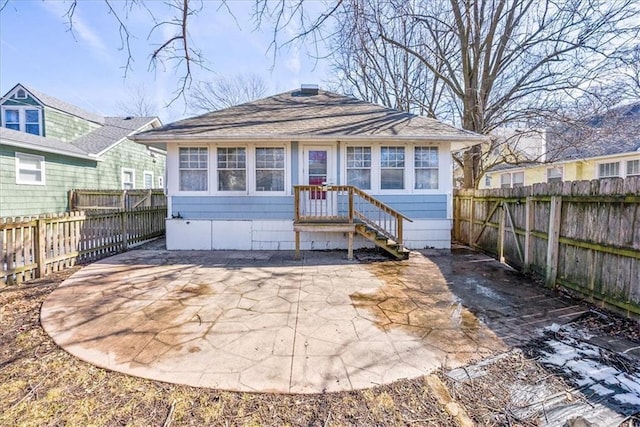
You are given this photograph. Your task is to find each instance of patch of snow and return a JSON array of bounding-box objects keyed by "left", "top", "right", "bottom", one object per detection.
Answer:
[
  {"left": 614, "top": 392, "right": 640, "bottom": 405},
  {"left": 589, "top": 383, "right": 614, "bottom": 396}
]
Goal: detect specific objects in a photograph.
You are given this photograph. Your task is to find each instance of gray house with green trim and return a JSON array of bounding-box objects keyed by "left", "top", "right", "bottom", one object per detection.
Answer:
[{"left": 0, "top": 83, "right": 166, "bottom": 217}]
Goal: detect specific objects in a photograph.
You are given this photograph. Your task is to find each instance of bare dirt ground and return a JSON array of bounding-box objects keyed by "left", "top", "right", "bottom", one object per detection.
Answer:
[{"left": 1, "top": 249, "right": 639, "bottom": 426}]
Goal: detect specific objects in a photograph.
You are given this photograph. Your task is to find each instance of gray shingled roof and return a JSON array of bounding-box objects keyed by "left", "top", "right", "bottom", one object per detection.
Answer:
[
  {"left": 546, "top": 102, "right": 640, "bottom": 161},
  {"left": 72, "top": 117, "right": 157, "bottom": 155},
  {"left": 134, "top": 89, "right": 485, "bottom": 146},
  {"left": 0, "top": 127, "right": 96, "bottom": 160},
  {"left": 23, "top": 85, "right": 105, "bottom": 125}
]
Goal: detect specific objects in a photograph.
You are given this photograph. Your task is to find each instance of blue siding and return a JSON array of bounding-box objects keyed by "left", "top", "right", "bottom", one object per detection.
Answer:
[
  {"left": 375, "top": 194, "right": 447, "bottom": 219},
  {"left": 172, "top": 196, "right": 294, "bottom": 219},
  {"left": 172, "top": 194, "right": 446, "bottom": 220}
]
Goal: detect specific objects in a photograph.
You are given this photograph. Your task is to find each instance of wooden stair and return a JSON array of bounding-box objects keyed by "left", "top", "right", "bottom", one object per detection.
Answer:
[{"left": 355, "top": 223, "right": 410, "bottom": 260}]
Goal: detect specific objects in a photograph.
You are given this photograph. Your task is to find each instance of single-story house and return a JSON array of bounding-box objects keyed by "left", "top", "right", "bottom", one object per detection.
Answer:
[
  {"left": 133, "top": 86, "right": 486, "bottom": 255},
  {"left": 481, "top": 103, "right": 640, "bottom": 189},
  {"left": 0, "top": 83, "right": 166, "bottom": 216}
]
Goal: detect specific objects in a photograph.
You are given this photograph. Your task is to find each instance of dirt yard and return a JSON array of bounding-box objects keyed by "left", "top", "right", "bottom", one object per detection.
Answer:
[{"left": 1, "top": 253, "right": 639, "bottom": 426}]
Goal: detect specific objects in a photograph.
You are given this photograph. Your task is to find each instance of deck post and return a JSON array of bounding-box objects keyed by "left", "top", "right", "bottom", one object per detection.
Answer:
[
  {"left": 294, "top": 231, "right": 300, "bottom": 260},
  {"left": 348, "top": 231, "right": 354, "bottom": 260}
]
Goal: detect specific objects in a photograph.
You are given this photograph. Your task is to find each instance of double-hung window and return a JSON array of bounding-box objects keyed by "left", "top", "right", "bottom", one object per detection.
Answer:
[
  {"left": 598, "top": 162, "right": 620, "bottom": 178},
  {"left": 414, "top": 147, "right": 439, "bottom": 189},
  {"left": 255, "top": 147, "right": 285, "bottom": 192},
  {"left": 346, "top": 146, "right": 371, "bottom": 189},
  {"left": 217, "top": 147, "right": 246, "bottom": 191},
  {"left": 179, "top": 147, "right": 208, "bottom": 191},
  {"left": 626, "top": 159, "right": 640, "bottom": 176},
  {"left": 547, "top": 167, "right": 563, "bottom": 183},
  {"left": 2, "top": 107, "right": 42, "bottom": 135},
  {"left": 380, "top": 146, "right": 404, "bottom": 190},
  {"left": 15, "top": 152, "right": 45, "bottom": 185}
]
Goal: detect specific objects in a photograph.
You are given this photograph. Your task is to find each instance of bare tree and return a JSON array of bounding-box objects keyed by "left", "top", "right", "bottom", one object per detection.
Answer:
[
  {"left": 329, "top": 0, "right": 640, "bottom": 187},
  {"left": 116, "top": 84, "right": 157, "bottom": 117},
  {"left": 188, "top": 73, "right": 268, "bottom": 112}
]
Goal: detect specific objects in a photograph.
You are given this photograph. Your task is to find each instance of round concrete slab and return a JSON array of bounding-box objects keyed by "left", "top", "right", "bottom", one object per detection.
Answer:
[{"left": 41, "top": 250, "right": 506, "bottom": 393}]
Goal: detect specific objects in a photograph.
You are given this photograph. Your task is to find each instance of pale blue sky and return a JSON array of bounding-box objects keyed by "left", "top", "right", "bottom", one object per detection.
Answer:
[{"left": 0, "top": 1, "right": 333, "bottom": 122}]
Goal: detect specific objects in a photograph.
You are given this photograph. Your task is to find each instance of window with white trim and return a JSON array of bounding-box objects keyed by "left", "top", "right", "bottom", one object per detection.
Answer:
[
  {"left": 484, "top": 174, "right": 492, "bottom": 187},
  {"left": 414, "top": 146, "right": 439, "bottom": 189},
  {"left": 16, "top": 89, "right": 27, "bottom": 99},
  {"left": 255, "top": 147, "right": 284, "bottom": 192},
  {"left": 217, "top": 147, "right": 246, "bottom": 191},
  {"left": 2, "top": 107, "right": 42, "bottom": 135},
  {"left": 598, "top": 161, "right": 620, "bottom": 178},
  {"left": 500, "top": 171, "right": 524, "bottom": 188},
  {"left": 143, "top": 171, "right": 154, "bottom": 189},
  {"left": 15, "top": 152, "right": 45, "bottom": 185},
  {"left": 626, "top": 159, "right": 640, "bottom": 176},
  {"left": 179, "top": 147, "right": 208, "bottom": 191},
  {"left": 547, "top": 166, "right": 563, "bottom": 183},
  {"left": 513, "top": 172, "right": 524, "bottom": 187},
  {"left": 380, "top": 146, "right": 404, "bottom": 190},
  {"left": 122, "top": 168, "right": 135, "bottom": 189},
  {"left": 346, "top": 146, "right": 372, "bottom": 189}
]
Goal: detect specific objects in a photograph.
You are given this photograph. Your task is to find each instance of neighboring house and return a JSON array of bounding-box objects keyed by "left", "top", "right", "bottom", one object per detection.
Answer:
[
  {"left": 0, "top": 83, "right": 166, "bottom": 216},
  {"left": 133, "top": 86, "right": 485, "bottom": 252},
  {"left": 480, "top": 103, "right": 640, "bottom": 189}
]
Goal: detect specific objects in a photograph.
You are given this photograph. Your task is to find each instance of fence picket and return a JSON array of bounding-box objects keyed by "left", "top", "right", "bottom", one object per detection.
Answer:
[{"left": 1, "top": 207, "right": 166, "bottom": 285}]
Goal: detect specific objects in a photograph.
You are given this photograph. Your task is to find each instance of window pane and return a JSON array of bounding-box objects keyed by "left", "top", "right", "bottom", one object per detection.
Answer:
[
  {"left": 6, "top": 123, "right": 19, "bottom": 130},
  {"left": 25, "top": 124, "right": 40, "bottom": 135},
  {"left": 381, "top": 147, "right": 404, "bottom": 167},
  {"left": 19, "top": 156, "right": 41, "bottom": 169},
  {"left": 500, "top": 174, "right": 511, "bottom": 188},
  {"left": 4, "top": 109, "right": 18, "bottom": 123},
  {"left": 218, "top": 170, "right": 246, "bottom": 191},
  {"left": 415, "top": 147, "right": 438, "bottom": 167},
  {"left": 627, "top": 160, "right": 640, "bottom": 176},
  {"left": 19, "top": 169, "right": 42, "bottom": 183},
  {"left": 599, "top": 162, "right": 620, "bottom": 178},
  {"left": 25, "top": 109, "right": 39, "bottom": 122},
  {"left": 547, "top": 167, "right": 562, "bottom": 182},
  {"left": 256, "top": 170, "right": 284, "bottom": 191},
  {"left": 256, "top": 147, "right": 284, "bottom": 168},
  {"left": 347, "top": 169, "right": 371, "bottom": 189},
  {"left": 513, "top": 172, "right": 524, "bottom": 186},
  {"left": 381, "top": 169, "right": 404, "bottom": 189},
  {"left": 415, "top": 169, "right": 438, "bottom": 189},
  {"left": 180, "top": 170, "right": 207, "bottom": 191}
]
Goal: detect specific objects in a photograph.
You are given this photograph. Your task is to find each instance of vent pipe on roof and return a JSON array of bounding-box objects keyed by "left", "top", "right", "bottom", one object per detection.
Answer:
[{"left": 300, "top": 84, "right": 319, "bottom": 95}]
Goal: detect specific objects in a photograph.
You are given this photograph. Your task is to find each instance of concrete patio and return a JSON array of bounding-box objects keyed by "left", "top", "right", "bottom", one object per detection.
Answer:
[{"left": 41, "top": 247, "right": 589, "bottom": 394}]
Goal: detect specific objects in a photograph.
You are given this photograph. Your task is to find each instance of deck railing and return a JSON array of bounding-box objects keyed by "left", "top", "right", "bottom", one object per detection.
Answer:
[{"left": 293, "top": 185, "right": 412, "bottom": 245}]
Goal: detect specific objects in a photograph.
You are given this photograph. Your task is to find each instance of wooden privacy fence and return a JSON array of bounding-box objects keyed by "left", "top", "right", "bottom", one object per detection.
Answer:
[
  {"left": 69, "top": 189, "right": 167, "bottom": 212},
  {"left": 453, "top": 177, "right": 640, "bottom": 318},
  {"left": 0, "top": 206, "right": 166, "bottom": 285}
]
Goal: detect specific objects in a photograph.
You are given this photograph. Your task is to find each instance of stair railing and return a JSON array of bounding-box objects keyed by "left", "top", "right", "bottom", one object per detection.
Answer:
[{"left": 293, "top": 185, "right": 412, "bottom": 245}]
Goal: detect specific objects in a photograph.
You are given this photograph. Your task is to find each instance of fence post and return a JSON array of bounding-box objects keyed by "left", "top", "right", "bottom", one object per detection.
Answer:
[
  {"left": 468, "top": 194, "right": 475, "bottom": 247},
  {"left": 120, "top": 210, "right": 129, "bottom": 251},
  {"left": 498, "top": 202, "right": 506, "bottom": 263},
  {"left": 453, "top": 192, "right": 461, "bottom": 241},
  {"left": 545, "top": 196, "right": 562, "bottom": 287},
  {"left": 36, "top": 217, "right": 47, "bottom": 278},
  {"left": 524, "top": 196, "right": 534, "bottom": 272}
]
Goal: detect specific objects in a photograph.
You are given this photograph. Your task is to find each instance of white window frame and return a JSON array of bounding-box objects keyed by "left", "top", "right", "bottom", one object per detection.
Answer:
[
  {"left": 500, "top": 171, "right": 524, "bottom": 188},
  {"left": 254, "top": 146, "right": 287, "bottom": 194},
  {"left": 121, "top": 168, "right": 135, "bottom": 189},
  {"left": 16, "top": 89, "right": 27, "bottom": 99},
  {"left": 413, "top": 146, "right": 439, "bottom": 190},
  {"left": 345, "top": 145, "right": 373, "bottom": 190},
  {"left": 215, "top": 146, "right": 248, "bottom": 194},
  {"left": 15, "top": 152, "right": 45, "bottom": 185},
  {"left": 598, "top": 161, "right": 620, "bottom": 178},
  {"left": 178, "top": 146, "right": 209, "bottom": 193},
  {"left": 626, "top": 159, "right": 640, "bottom": 177},
  {"left": 512, "top": 172, "right": 524, "bottom": 187},
  {"left": 547, "top": 166, "right": 563, "bottom": 183},
  {"left": 143, "top": 171, "right": 154, "bottom": 189},
  {"left": 1, "top": 106, "right": 43, "bottom": 136},
  {"left": 380, "top": 145, "right": 406, "bottom": 191}
]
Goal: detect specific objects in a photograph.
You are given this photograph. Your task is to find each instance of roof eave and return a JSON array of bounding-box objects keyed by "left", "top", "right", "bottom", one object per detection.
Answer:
[{"left": 0, "top": 139, "right": 101, "bottom": 161}]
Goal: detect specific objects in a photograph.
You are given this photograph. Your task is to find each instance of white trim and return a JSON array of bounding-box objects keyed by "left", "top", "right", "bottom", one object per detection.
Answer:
[
  {"left": 300, "top": 143, "right": 338, "bottom": 186},
  {"left": 1, "top": 106, "right": 43, "bottom": 136},
  {"left": 143, "top": 170, "right": 154, "bottom": 189},
  {"left": 15, "top": 152, "right": 45, "bottom": 185},
  {"left": 121, "top": 167, "right": 135, "bottom": 189},
  {"left": 626, "top": 159, "right": 640, "bottom": 176},
  {"left": 596, "top": 160, "right": 621, "bottom": 178}
]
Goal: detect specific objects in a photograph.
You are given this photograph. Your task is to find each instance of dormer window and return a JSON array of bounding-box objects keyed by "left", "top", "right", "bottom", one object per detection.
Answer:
[
  {"left": 16, "top": 89, "right": 27, "bottom": 99},
  {"left": 1, "top": 106, "right": 42, "bottom": 136}
]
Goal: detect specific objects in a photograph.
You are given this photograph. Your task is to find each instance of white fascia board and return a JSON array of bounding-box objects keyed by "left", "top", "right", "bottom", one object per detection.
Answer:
[{"left": 96, "top": 118, "right": 165, "bottom": 157}]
